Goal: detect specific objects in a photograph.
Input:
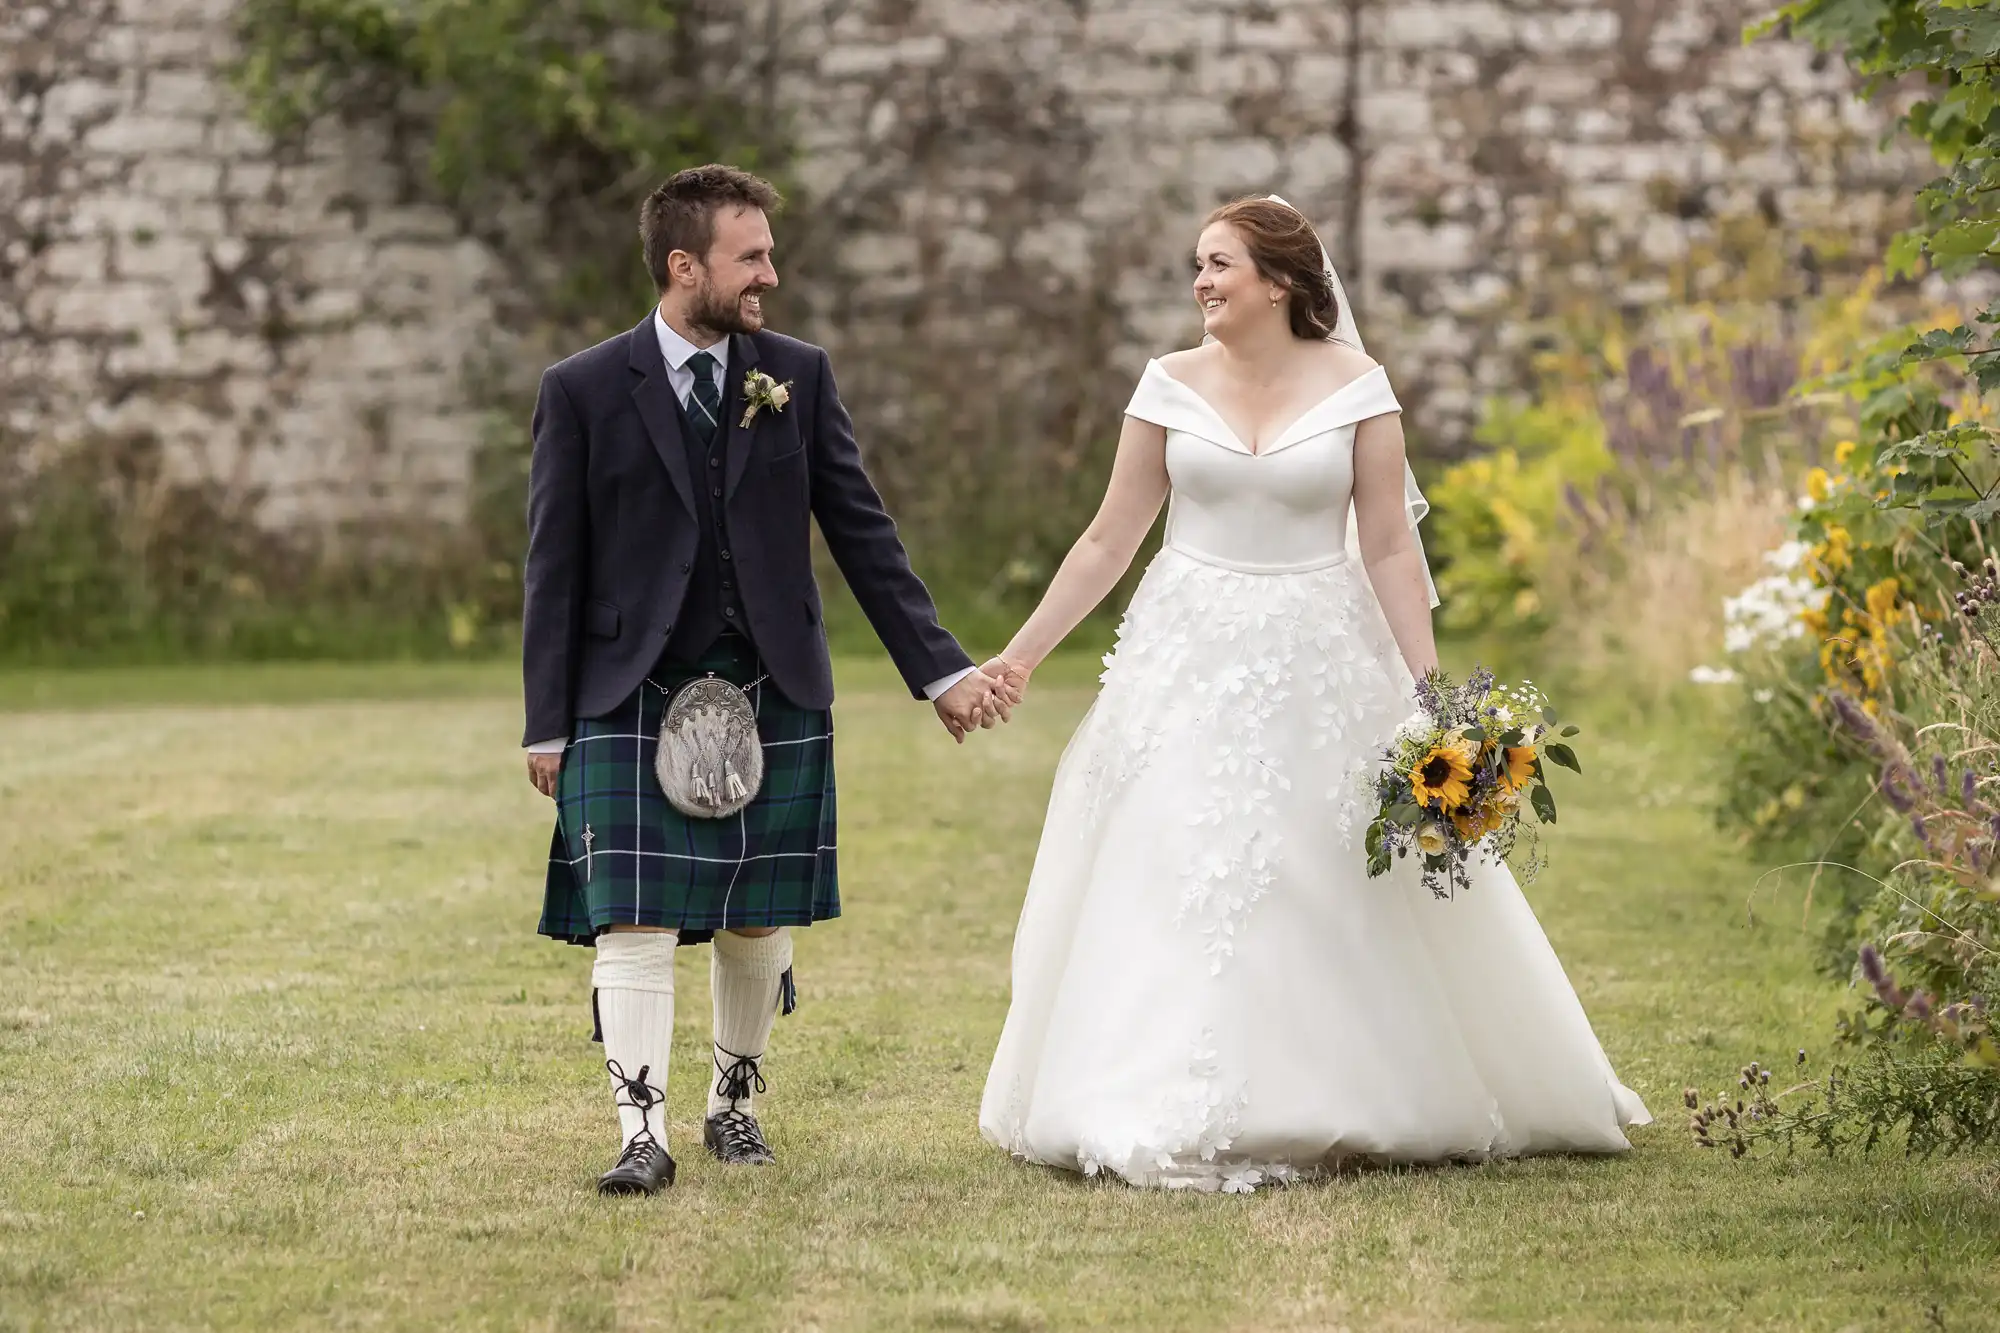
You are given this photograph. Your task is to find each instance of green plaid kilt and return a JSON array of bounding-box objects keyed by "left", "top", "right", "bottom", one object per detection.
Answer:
[{"left": 538, "top": 633, "right": 838, "bottom": 948}]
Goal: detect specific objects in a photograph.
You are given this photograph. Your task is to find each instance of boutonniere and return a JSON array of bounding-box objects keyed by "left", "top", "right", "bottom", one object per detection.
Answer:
[{"left": 739, "top": 370, "right": 793, "bottom": 428}]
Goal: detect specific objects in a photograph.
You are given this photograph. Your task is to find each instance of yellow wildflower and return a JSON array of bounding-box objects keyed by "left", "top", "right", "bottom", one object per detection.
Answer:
[
  {"left": 1805, "top": 467, "right": 1832, "bottom": 503},
  {"left": 1863, "top": 577, "right": 1901, "bottom": 624},
  {"left": 1821, "top": 525, "right": 1853, "bottom": 573},
  {"left": 1834, "top": 439, "right": 1857, "bottom": 466}
]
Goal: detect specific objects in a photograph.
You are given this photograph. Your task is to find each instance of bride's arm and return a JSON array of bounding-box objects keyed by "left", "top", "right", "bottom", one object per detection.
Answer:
[
  {"left": 998, "top": 414, "right": 1170, "bottom": 673},
  {"left": 1352, "top": 411, "right": 1439, "bottom": 679}
]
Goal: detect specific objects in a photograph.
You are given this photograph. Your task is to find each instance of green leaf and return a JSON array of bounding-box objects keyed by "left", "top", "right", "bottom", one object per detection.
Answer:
[
  {"left": 1560, "top": 725, "right": 1580, "bottom": 737},
  {"left": 1906, "top": 325, "right": 1977, "bottom": 359},
  {"left": 1886, "top": 228, "right": 1927, "bottom": 278},
  {"left": 1531, "top": 784, "right": 1558, "bottom": 825},
  {"left": 1461, "top": 727, "right": 1486, "bottom": 746},
  {"left": 1972, "top": 351, "right": 2000, "bottom": 393},
  {"left": 1928, "top": 218, "right": 2000, "bottom": 267},
  {"left": 1545, "top": 743, "right": 1582, "bottom": 775},
  {"left": 1498, "top": 729, "right": 1525, "bottom": 746},
  {"left": 1541, "top": 706, "right": 1559, "bottom": 726}
]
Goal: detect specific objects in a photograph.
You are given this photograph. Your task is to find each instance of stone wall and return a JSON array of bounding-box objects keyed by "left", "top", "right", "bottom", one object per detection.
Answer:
[
  {"left": 1, "top": 0, "right": 507, "bottom": 528},
  {"left": 1, "top": 0, "right": 1928, "bottom": 536}
]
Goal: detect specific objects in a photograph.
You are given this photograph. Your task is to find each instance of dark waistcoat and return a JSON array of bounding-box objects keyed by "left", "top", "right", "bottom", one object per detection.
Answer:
[{"left": 662, "top": 365, "right": 751, "bottom": 664}]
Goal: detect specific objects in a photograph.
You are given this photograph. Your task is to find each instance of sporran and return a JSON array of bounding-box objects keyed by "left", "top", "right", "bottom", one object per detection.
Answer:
[{"left": 654, "top": 672, "right": 767, "bottom": 819}]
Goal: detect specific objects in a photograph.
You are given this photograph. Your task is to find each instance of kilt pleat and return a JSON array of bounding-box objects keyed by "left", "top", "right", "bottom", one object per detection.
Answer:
[{"left": 537, "top": 633, "right": 839, "bottom": 946}]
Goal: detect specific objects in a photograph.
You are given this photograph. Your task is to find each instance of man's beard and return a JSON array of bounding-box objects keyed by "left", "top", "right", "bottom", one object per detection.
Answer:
[{"left": 689, "top": 277, "right": 765, "bottom": 339}]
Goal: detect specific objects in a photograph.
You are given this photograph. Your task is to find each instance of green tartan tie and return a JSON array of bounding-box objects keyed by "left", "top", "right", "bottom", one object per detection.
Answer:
[{"left": 686, "top": 350, "right": 722, "bottom": 446}]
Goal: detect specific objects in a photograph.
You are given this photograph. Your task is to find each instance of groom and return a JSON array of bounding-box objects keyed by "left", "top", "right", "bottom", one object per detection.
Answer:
[{"left": 521, "top": 164, "right": 1010, "bottom": 1196}]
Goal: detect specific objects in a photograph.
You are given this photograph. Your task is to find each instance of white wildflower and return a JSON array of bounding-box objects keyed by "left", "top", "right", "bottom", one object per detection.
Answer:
[
  {"left": 1689, "top": 665, "right": 1740, "bottom": 685},
  {"left": 1721, "top": 570, "right": 1828, "bottom": 655}
]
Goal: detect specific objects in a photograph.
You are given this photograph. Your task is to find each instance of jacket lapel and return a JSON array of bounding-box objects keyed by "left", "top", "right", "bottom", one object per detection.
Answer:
[
  {"left": 627, "top": 314, "right": 696, "bottom": 519},
  {"left": 723, "top": 332, "right": 763, "bottom": 504}
]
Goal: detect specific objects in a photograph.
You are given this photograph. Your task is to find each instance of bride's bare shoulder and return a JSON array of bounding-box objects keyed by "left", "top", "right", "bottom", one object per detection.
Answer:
[
  {"left": 1155, "top": 345, "right": 1219, "bottom": 379},
  {"left": 1312, "top": 341, "right": 1380, "bottom": 380}
]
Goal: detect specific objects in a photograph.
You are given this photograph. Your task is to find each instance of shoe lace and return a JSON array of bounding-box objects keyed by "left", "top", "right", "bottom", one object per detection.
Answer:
[
  {"left": 709, "top": 1106, "right": 768, "bottom": 1157},
  {"left": 712, "top": 1047, "right": 768, "bottom": 1108},
  {"left": 607, "top": 1058, "right": 667, "bottom": 1163}
]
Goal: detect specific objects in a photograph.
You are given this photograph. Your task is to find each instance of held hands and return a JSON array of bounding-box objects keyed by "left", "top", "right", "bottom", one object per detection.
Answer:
[
  {"left": 932, "top": 660, "right": 1030, "bottom": 743},
  {"left": 980, "top": 655, "right": 1033, "bottom": 705}
]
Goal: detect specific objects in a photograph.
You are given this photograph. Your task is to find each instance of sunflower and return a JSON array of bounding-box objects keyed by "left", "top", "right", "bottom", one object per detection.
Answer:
[
  {"left": 1452, "top": 799, "right": 1506, "bottom": 842},
  {"left": 1410, "top": 740, "right": 1475, "bottom": 811},
  {"left": 1499, "top": 745, "right": 1537, "bottom": 793}
]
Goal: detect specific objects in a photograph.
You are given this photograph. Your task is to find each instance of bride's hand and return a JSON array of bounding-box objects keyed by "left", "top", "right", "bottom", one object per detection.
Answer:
[{"left": 982, "top": 656, "right": 1032, "bottom": 706}]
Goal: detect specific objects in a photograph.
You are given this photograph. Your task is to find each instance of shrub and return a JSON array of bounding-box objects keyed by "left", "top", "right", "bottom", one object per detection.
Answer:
[{"left": 0, "top": 431, "right": 511, "bottom": 662}]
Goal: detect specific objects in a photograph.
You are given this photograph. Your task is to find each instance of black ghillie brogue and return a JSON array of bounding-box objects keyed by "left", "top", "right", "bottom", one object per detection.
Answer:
[
  {"left": 704, "top": 1048, "right": 776, "bottom": 1166},
  {"left": 597, "top": 1060, "right": 677, "bottom": 1196}
]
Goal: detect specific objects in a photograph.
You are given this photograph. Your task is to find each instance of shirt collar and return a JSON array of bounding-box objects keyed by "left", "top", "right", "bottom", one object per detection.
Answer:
[{"left": 653, "top": 307, "right": 729, "bottom": 374}]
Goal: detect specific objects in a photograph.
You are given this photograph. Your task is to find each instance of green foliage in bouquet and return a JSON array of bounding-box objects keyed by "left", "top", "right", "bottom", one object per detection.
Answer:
[{"left": 1364, "top": 668, "right": 1581, "bottom": 900}]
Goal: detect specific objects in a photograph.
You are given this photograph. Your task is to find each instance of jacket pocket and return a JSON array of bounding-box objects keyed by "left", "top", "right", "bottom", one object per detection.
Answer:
[
  {"left": 767, "top": 443, "right": 805, "bottom": 468},
  {"left": 585, "top": 600, "right": 621, "bottom": 639}
]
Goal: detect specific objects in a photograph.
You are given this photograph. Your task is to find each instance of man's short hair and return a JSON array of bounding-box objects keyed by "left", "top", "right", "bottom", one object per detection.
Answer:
[{"left": 639, "top": 165, "right": 784, "bottom": 291}]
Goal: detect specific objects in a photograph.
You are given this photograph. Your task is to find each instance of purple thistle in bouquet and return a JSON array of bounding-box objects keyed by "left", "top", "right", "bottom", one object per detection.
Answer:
[{"left": 1363, "top": 667, "right": 1582, "bottom": 899}]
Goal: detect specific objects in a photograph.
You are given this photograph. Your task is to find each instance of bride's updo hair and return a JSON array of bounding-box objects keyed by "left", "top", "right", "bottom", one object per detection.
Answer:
[{"left": 1204, "top": 197, "right": 1339, "bottom": 341}]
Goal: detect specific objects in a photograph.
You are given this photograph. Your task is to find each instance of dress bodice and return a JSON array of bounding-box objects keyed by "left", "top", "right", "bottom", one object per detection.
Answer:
[{"left": 1123, "top": 359, "right": 1404, "bottom": 575}]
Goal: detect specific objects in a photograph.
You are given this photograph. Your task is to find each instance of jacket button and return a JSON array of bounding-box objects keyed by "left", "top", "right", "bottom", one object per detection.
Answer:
[
  {"left": 680, "top": 562, "right": 690, "bottom": 573},
  {"left": 724, "top": 606, "right": 737, "bottom": 619},
  {"left": 711, "top": 486, "right": 722, "bottom": 498},
  {"left": 720, "top": 551, "right": 731, "bottom": 562}
]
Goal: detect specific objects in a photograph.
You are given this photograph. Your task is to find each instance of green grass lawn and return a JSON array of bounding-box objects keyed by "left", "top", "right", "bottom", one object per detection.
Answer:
[{"left": 1, "top": 655, "right": 1995, "bottom": 1332}]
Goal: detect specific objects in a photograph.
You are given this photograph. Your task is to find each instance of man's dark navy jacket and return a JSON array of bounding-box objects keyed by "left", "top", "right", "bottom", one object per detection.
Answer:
[{"left": 520, "top": 314, "right": 972, "bottom": 746}]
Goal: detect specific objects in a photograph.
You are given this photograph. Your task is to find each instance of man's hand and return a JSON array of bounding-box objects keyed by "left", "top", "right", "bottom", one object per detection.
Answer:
[
  {"left": 527, "top": 751, "right": 562, "bottom": 798},
  {"left": 934, "top": 668, "right": 1010, "bottom": 743}
]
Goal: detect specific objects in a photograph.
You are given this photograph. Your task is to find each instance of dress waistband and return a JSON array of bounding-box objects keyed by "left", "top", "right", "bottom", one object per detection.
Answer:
[{"left": 1163, "top": 543, "right": 1352, "bottom": 576}]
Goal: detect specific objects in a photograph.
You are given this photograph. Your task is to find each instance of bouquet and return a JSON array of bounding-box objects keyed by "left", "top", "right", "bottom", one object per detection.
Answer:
[{"left": 1363, "top": 667, "right": 1581, "bottom": 899}]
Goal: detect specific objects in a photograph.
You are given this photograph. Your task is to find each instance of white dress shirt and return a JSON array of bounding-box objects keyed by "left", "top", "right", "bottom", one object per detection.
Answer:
[{"left": 525, "top": 310, "right": 975, "bottom": 752}]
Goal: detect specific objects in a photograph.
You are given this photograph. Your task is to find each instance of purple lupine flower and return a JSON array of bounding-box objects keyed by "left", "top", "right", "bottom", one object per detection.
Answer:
[
  {"left": 1907, "top": 992, "right": 1933, "bottom": 1022},
  {"left": 1858, "top": 944, "right": 1907, "bottom": 1010},
  {"left": 1933, "top": 756, "right": 1950, "bottom": 796},
  {"left": 1828, "top": 692, "right": 1879, "bottom": 748},
  {"left": 1963, "top": 768, "right": 1978, "bottom": 810},
  {"left": 1881, "top": 765, "right": 1917, "bottom": 814},
  {"left": 1911, "top": 815, "right": 1929, "bottom": 848}
]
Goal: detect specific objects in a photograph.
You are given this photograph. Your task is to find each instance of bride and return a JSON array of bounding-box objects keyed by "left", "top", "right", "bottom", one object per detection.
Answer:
[{"left": 976, "top": 196, "right": 1651, "bottom": 1191}]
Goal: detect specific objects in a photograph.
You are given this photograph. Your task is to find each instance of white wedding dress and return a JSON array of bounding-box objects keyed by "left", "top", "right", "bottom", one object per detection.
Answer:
[{"left": 978, "top": 360, "right": 1652, "bottom": 1192}]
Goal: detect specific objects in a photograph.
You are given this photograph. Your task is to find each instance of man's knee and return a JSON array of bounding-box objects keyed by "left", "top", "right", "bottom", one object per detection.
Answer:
[{"left": 722, "top": 926, "right": 781, "bottom": 939}]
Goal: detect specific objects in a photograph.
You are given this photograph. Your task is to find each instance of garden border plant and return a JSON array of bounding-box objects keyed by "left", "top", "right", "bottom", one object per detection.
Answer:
[{"left": 1687, "top": 0, "right": 2000, "bottom": 1159}]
